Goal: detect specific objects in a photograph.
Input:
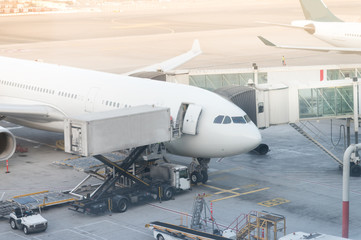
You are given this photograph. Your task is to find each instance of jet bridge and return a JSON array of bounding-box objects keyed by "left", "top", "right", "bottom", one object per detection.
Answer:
[
  {"left": 168, "top": 64, "right": 361, "bottom": 174},
  {"left": 168, "top": 64, "right": 361, "bottom": 128}
]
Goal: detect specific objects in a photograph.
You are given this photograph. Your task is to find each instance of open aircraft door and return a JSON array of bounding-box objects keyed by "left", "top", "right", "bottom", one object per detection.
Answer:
[{"left": 181, "top": 104, "right": 202, "bottom": 135}]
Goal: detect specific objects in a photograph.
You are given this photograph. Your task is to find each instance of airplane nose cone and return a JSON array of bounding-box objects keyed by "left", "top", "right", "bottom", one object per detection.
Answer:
[
  {"left": 220, "top": 122, "right": 262, "bottom": 156},
  {"left": 244, "top": 128, "right": 262, "bottom": 152}
]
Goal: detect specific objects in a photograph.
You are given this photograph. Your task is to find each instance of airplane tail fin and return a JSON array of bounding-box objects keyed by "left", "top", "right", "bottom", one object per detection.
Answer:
[{"left": 299, "top": 0, "right": 342, "bottom": 22}]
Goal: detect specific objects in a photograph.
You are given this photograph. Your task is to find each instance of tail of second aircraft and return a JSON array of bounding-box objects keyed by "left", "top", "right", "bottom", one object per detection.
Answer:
[{"left": 299, "top": 0, "right": 342, "bottom": 22}]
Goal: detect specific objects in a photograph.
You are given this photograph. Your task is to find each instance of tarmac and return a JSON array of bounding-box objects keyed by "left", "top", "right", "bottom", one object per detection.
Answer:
[{"left": 0, "top": 0, "right": 361, "bottom": 239}]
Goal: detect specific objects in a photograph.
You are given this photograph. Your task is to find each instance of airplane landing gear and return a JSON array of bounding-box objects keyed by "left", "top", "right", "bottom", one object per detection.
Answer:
[{"left": 189, "top": 158, "right": 210, "bottom": 184}]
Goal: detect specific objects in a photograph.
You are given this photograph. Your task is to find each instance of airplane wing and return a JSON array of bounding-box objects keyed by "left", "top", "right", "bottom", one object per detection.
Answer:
[
  {"left": 258, "top": 36, "right": 361, "bottom": 53},
  {"left": 125, "top": 39, "right": 201, "bottom": 76},
  {"left": 0, "top": 103, "right": 65, "bottom": 122}
]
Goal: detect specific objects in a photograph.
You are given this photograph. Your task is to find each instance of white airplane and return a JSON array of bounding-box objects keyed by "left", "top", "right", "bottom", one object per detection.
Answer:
[
  {"left": 258, "top": 0, "right": 361, "bottom": 53},
  {"left": 0, "top": 40, "right": 262, "bottom": 182}
]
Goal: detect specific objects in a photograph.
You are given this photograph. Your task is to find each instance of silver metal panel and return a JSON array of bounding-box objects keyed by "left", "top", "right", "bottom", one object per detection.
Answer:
[{"left": 64, "top": 105, "right": 171, "bottom": 156}]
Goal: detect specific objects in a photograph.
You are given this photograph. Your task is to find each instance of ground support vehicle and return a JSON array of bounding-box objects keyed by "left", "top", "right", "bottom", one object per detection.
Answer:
[
  {"left": 69, "top": 146, "right": 191, "bottom": 214},
  {"left": 9, "top": 206, "right": 47, "bottom": 234},
  {"left": 146, "top": 221, "right": 233, "bottom": 240}
]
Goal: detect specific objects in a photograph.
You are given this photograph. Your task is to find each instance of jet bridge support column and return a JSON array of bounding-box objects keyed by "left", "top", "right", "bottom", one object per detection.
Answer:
[
  {"left": 342, "top": 143, "right": 361, "bottom": 238},
  {"left": 353, "top": 77, "right": 359, "bottom": 145},
  {"left": 347, "top": 118, "right": 351, "bottom": 147}
]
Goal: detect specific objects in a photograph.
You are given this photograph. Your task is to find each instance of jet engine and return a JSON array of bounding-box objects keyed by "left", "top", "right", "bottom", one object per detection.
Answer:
[{"left": 0, "top": 126, "right": 16, "bottom": 161}]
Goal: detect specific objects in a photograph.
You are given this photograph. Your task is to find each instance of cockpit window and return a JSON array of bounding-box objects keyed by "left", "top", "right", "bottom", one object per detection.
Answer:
[
  {"left": 232, "top": 116, "right": 246, "bottom": 124},
  {"left": 213, "top": 115, "right": 224, "bottom": 124},
  {"left": 223, "top": 116, "right": 231, "bottom": 124},
  {"left": 214, "top": 115, "right": 251, "bottom": 124}
]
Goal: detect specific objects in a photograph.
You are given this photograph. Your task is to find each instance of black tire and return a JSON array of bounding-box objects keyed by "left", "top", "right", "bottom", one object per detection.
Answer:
[
  {"left": 157, "top": 234, "right": 165, "bottom": 240},
  {"left": 252, "top": 144, "right": 269, "bottom": 155},
  {"left": 190, "top": 172, "right": 201, "bottom": 184},
  {"left": 115, "top": 198, "right": 129, "bottom": 213},
  {"left": 23, "top": 226, "right": 29, "bottom": 235},
  {"left": 10, "top": 218, "right": 17, "bottom": 229},
  {"left": 201, "top": 170, "right": 208, "bottom": 184},
  {"left": 350, "top": 164, "right": 361, "bottom": 177},
  {"left": 163, "top": 186, "right": 174, "bottom": 201}
]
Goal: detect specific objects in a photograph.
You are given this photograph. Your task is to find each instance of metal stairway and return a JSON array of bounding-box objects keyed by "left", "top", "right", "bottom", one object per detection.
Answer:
[
  {"left": 190, "top": 194, "right": 205, "bottom": 229},
  {"left": 90, "top": 146, "right": 149, "bottom": 201},
  {"left": 234, "top": 211, "right": 286, "bottom": 240},
  {"left": 289, "top": 123, "right": 342, "bottom": 165}
]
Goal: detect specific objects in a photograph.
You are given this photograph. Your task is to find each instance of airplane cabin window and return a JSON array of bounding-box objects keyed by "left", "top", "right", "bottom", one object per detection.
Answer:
[
  {"left": 223, "top": 116, "right": 231, "bottom": 124},
  {"left": 213, "top": 115, "right": 224, "bottom": 124},
  {"left": 232, "top": 116, "right": 246, "bottom": 124}
]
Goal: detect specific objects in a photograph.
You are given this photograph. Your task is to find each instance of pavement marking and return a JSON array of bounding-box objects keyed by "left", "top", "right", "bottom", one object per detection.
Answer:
[
  {"left": 0, "top": 231, "right": 28, "bottom": 239},
  {"left": 214, "top": 188, "right": 239, "bottom": 195},
  {"left": 68, "top": 227, "right": 107, "bottom": 240},
  {"left": 105, "top": 220, "right": 153, "bottom": 236},
  {"left": 258, "top": 198, "right": 290, "bottom": 207},
  {"left": 240, "top": 184, "right": 259, "bottom": 189},
  {"left": 36, "top": 229, "right": 97, "bottom": 240},
  {"left": 202, "top": 184, "right": 270, "bottom": 203},
  {"left": 67, "top": 228, "right": 100, "bottom": 240}
]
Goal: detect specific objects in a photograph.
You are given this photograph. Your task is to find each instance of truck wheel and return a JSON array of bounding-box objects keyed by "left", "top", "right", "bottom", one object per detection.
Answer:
[
  {"left": 10, "top": 218, "right": 17, "bottom": 229},
  {"left": 156, "top": 234, "right": 165, "bottom": 240},
  {"left": 116, "top": 198, "right": 128, "bottom": 213},
  {"left": 190, "top": 172, "right": 201, "bottom": 184},
  {"left": 163, "top": 187, "right": 174, "bottom": 201},
  {"left": 23, "top": 226, "right": 29, "bottom": 235},
  {"left": 201, "top": 170, "right": 208, "bottom": 184}
]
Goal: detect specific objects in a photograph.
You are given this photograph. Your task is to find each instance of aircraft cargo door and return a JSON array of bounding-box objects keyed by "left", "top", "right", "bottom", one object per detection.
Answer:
[{"left": 182, "top": 104, "right": 202, "bottom": 135}]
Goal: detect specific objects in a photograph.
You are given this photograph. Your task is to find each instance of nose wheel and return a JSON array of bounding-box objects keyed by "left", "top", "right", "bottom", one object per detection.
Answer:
[{"left": 189, "top": 158, "right": 210, "bottom": 184}]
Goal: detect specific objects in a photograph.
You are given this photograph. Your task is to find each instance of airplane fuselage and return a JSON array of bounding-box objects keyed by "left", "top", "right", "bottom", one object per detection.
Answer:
[
  {"left": 0, "top": 56, "right": 261, "bottom": 158},
  {"left": 292, "top": 20, "right": 361, "bottom": 48}
]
